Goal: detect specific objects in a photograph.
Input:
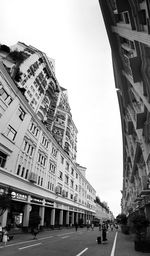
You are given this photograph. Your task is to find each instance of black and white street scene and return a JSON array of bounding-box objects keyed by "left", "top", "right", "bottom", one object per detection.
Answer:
[{"left": 1, "top": 0, "right": 150, "bottom": 255}]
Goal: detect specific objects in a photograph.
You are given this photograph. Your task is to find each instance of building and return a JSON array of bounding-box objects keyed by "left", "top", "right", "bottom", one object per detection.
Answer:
[
  {"left": 0, "top": 42, "right": 96, "bottom": 230},
  {"left": 99, "top": 0, "right": 150, "bottom": 220}
]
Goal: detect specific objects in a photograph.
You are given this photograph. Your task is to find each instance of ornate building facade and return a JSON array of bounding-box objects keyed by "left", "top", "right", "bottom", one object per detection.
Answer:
[
  {"left": 0, "top": 42, "right": 96, "bottom": 230},
  {"left": 99, "top": 0, "right": 150, "bottom": 220}
]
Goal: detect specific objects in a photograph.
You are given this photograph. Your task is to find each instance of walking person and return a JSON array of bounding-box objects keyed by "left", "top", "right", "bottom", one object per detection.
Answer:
[
  {"left": 2, "top": 227, "right": 8, "bottom": 246},
  {"left": 31, "top": 227, "right": 39, "bottom": 239},
  {"left": 0, "top": 223, "right": 2, "bottom": 243},
  {"left": 102, "top": 222, "right": 107, "bottom": 242},
  {"left": 91, "top": 222, "right": 94, "bottom": 231},
  {"left": 75, "top": 222, "right": 78, "bottom": 231}
]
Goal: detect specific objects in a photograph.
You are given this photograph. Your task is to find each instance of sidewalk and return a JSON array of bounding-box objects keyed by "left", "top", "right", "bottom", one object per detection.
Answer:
[{"left": 115, "top": 231, "right": 148, "bottom": 255}]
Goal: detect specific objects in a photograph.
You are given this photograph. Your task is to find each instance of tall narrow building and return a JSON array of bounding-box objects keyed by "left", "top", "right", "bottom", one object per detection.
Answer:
[{"left": 99, "top": 0, "right": 150, "bottom": 219}]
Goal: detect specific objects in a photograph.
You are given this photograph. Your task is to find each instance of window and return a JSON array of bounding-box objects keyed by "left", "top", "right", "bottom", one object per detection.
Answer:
[
  {"left": 49, "top": 162, "right": 56, "bottom": 173},
  {"left": 29, "top": 122, "right": 39, "bottom": 137},
  {"left": 76, "top": 173, "right": 78, "bottom": 179},
  {"left": 66, "top": 162, "right": 69, "bottom": 171},
  {"left": 70, "top": 180, "right": 74, "bottom": 188},
  {"left": 0, "top": 151, "right": 7, "bottom": 168},
  {"left": 5, "top": 125, "right": 17, "bottom": 141},
  {"left": 123, "top": 12, "right": 130, "bottom": 24},
  {"left": 38, "top": 153, "right": 46, "bottom": 167},
  {"left": 18, "top": 107, "right": 26, "bottom": 121},
  {"left": 61, "top": 156, "right": 64, "bottom": 164},
  {"left": 65, "top": 175, "right": 69, "bottom": 184},
  {"left": 0, "top": 87, "right": 8, "bottom": 101},
  {"left": 51, "top": 146, "right": 57, "bottom": 157},
  {"left": 59, "top": 171, "right": 63, "bottom": 180},
  {"left": 21, "top": 167, "right": 25, "bottom": 177},
  {"left": 70, "top": 194, "right": 73, "bottom": 200},
  {"left": 17, "top": 164, "right": 21, "bottom": 175},
  {"left": 25, "top": 169, "right": 29, "bottom": 179},
  {"left": 71, "top": 168, "right": 74, "bottom": 176}
]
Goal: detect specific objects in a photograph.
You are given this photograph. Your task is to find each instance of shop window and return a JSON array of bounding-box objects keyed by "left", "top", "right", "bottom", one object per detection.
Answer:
[
  {"left": 5, "top": 125, "right": 17, "bottom": 141},
  {"left": 0, "top": 150, "right": 7, "bottom": 168}
]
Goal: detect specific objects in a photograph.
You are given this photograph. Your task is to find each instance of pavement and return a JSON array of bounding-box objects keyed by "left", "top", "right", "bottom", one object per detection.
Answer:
[
  {"left": 1, "top": 228, "right": 149, "bottom": 255},
  {"left": 114, "top": 231, "right": 146, "bottom": 256}
]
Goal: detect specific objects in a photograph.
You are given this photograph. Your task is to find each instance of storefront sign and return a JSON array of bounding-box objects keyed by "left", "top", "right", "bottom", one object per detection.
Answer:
[
  {"left": 11, "top": 191, "right": 27, "bottom": 201},
  {"left": 31, "top": 197, "right": 43, "bottom": 204},
  {"left": 45, "top": 201, "right": 54, "bottom": 207},
  {"left": 56, "top": 203, "right": 62, "bottom": 209}
]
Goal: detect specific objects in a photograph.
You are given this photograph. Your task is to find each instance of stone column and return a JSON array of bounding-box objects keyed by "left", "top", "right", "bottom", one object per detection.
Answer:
[
  {"left": 71, "top": 212, "right": 74, "bottom": 225},
  {"left": 66, "top": 211, "right": 69, "bottom": 226},
  {"left": 51, "top": 208, "right": 55, "bottom": 228},
  {"left": 59, "top": 210, "right": 63, "bottom": 226},
  {"left": 1, "top": 209, "right": 8, "bottom": 227},
  {"left": 76, "top": 212, "right": 79, "bottom": 223},
  {"left": 39, "top": 206, "right": 45, "bottom": 228},
  {"left": 23, "top": 203, "right": 32, "bottom": 228}
]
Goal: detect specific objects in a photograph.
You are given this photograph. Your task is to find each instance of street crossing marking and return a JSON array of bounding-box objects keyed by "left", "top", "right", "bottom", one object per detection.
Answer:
[
  {"left": 57, "top": 231, "right": 75, "bottom": 236},
  {"left": 61, "top": 235, "right": 70, "bottom": 239},
  {"left": 110, "top": 232, "right": 118, "bottom": 256},
  {"left": 18, "top": 242, "right": 42, "bottom": 250},
  {"left": 76, "top": 248, "right": 88, "bottom": 256}
]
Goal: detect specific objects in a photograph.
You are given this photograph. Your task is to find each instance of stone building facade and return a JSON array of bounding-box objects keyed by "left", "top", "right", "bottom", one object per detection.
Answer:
[{"left": 0, "top": 42, "right": 96, "bottom": 230}]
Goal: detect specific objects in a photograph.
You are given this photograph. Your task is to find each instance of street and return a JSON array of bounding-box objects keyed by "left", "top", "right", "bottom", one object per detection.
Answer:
[{"left": 0, "top": 228, "right": 117, "bottom": 256}]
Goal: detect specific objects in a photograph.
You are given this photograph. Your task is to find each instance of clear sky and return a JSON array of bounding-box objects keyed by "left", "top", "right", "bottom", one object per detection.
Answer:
[{"left": 1, "top": 0, "right": 123, "bottom": 217}]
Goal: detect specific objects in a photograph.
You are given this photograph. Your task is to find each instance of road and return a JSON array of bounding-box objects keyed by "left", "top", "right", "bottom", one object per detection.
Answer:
[{"left": 0, "top": 228, "right": 117, "bottom": 256}]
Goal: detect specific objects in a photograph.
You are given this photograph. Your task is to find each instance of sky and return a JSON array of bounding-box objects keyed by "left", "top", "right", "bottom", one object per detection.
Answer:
[{"left": 0, "top": 0, "right": 123, "bottom": 217}]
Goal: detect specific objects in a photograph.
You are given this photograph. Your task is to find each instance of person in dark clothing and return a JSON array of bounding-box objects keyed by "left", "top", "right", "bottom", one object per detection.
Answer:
[
  {"left": 75, "top": 222, "right": 78, "bottom": 231},
  {"left": 102, "top": 222, "right": 107, "bottom": 241},
  {"left": 31, "top": 227, "right": 39, "bottom": 239}
]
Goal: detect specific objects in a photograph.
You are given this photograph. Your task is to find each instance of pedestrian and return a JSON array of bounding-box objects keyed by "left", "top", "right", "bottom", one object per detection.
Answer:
[
  {"left": 2, "top": 227, "right": 8, "bottom": 246},
  {"left": 102, "top": 222, "right": 107, "bottom": 242},
  {"left": 99, "top": 222, "right": 101, "bottom": 231},
  {"left": 91, "top": 223, "right": 94, "bottom": 231},
  {"left": 0, "top": 223, "right": 2, "bottom": 243},
  {"left": 75, "top": 222, "right": 78, "bottom": 231},
  {"left": 31, "top": 227, "right": 39, "bottom": 239}
]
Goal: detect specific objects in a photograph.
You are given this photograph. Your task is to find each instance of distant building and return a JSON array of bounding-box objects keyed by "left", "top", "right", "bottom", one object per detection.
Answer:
[
  {"left": 0, "top": 42, "right": 96, "bottom": 229},
  {"left": 99, "top": 0, "right": 150, "bottom": 220}
]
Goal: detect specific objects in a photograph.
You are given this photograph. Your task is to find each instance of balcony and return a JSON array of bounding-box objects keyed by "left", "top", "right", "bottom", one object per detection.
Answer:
[
  {"left": 143, "top": 122, "right": 150, "bottom": 143},
  {"left": 126, "top": 116, "right": 134, "bottom": 135},
  {"left": 132, "top": 102, "right": 146, "bottom": 129},
  {"left": 122, "top": 54, "right": 141, "bottom": 83},
  {"left": 28, "top": 172, "right": 37, "bottom": 183},
  {"left": 115, "top": 0, "right": 129, "bottom": 13}
]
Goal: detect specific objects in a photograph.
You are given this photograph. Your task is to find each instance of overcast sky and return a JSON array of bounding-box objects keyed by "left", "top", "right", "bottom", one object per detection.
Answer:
[{"left": 1, "top": 0, "right": 123, "bottom": 217}]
